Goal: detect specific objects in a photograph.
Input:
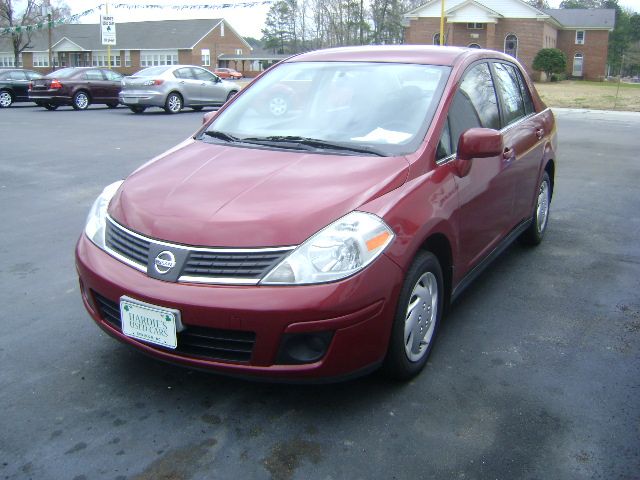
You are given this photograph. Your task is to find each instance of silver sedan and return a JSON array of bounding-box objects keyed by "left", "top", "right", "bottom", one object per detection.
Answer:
[{"left": 119, "top": 65, "right": 240, "bottom": 114}]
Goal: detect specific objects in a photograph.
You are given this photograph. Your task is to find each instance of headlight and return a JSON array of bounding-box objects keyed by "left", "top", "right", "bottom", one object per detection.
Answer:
[
  {"left": 260, "top": 212, "right": 394, "bottom": 285},
  {"left": 84, "top": 180, "right": 123, "bottom": 250}
]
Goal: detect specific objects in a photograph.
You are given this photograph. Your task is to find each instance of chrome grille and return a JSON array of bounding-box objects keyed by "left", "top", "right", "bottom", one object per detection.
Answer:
[
  {"left": 105, "top": 219, "right": 150, "bottom": 267},
  {"left": 92, "top": 291, "right": 256, "bottom": 363},
  {"left": 104, "top": 217, "right": 294, "bottom": 284},
  {"left": 184, "top": 251, "right": 288, "bottom": 279}
]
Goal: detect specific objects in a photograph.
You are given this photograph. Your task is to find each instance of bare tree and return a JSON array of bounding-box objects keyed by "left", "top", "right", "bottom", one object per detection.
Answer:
[{"left": 0, "top": 0, "right": 69, "bottom": 67}]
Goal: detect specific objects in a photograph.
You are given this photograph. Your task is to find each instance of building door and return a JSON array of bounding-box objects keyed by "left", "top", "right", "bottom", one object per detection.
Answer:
[
  {"left": 504, "top": 34, "right": 518, "bottom": 57},
  {"left": 572, "top": 53, "right": 584, "bottom": 77}
]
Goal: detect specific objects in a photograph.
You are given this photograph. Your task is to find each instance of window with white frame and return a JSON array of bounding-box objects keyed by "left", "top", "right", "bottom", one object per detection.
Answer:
[
  {"left": 467, "top": 23, "right": 483, "bottom": 29},
  {"left": 124, "top": 50, "right": 131, "bottom": 67},
  {"left": 575, "top": 30, "right": 585, "bottom": 45},
  {"left": 140, "top": 50, "right": 178, "bottom": 67},
  {"left": 201, "top": 48, "right": 210, "bottom": 66},
  {"left": 33, "top": 53, "right": 50, "bottom": 67},
  {"left": 235, "top": 48, "right": 243, "bottom": 55},
  {"left": 0, "top": 54, "right": 20, "bottom": 67},
  {"left": 92, "top": 52, "right": 121, "bottom": 67}
]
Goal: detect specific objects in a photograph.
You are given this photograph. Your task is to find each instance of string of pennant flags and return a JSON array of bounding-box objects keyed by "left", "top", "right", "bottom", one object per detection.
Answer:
[{"left": 0, "top": 1, "right": 274, "bottom": 35}]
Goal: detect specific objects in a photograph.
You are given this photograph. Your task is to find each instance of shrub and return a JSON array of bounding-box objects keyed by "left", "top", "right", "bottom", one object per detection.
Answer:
[{"left": 533, "top": 48, "right": 567, "bottom": 81}]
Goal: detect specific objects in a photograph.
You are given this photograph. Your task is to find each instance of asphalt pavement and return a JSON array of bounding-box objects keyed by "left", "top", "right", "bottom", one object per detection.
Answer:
[{"left": 0, "top": 104, "right": 638, "bottom": 480}]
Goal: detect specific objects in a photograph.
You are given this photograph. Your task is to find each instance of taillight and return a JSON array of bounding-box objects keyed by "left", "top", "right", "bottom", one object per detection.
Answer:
[
  {"left": 50, "top": 79, "right": 62, "bottom": 89},
  {"left": 28, "top": 82, "right": 33, "bottom": 91},
  {"left": 142, "top": 79, "right": 164, "bottom": 86}
]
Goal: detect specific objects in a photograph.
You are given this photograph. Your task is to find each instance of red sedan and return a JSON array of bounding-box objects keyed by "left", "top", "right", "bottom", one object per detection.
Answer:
[
  {"left": 213, "top": 67, "right": 243, "bottom": 79},
  {"left": 76, "top": 46, "right": 556, "bottom": 382}
]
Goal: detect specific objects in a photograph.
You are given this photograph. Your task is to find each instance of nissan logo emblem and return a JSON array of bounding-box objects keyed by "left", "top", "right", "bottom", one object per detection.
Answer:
[{"left": 154, "top": 251, "right": 176, "bottom": 274}]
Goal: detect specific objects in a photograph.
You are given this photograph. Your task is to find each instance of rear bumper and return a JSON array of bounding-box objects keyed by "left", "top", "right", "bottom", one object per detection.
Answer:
[
  {"left": 29, "top": 93, "right": 71, "bottom": 105},
  {"left": 76, "top": 234, "right": 404, "bottom": 381},
  {"left": 119, "top": 91, "right": 165, "bottom": 108}
]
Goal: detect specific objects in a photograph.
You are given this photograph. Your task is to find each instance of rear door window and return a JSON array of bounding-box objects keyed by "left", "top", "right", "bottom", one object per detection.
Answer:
[
  {"left": 85, "top": 70, "right": 105, "bottom": 81},
  {"left": 174, "top": 68, "right": 195, "bottom": 80}
]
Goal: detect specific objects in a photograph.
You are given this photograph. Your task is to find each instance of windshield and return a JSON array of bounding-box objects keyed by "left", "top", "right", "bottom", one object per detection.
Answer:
[
  {"left": 133, "top": 66, "right": 171, "bottom": 76},
  {"left": 202, "top": 61, "right": 450, "bottom": 156}
]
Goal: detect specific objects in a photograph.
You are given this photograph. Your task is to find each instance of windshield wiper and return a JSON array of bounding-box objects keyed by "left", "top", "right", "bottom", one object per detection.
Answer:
[
  {"left": 202, "top": 130, "right": 239, "bottom": 143},
  {"left": 241, "top": 136, "right": 386, "bottom": 157}
]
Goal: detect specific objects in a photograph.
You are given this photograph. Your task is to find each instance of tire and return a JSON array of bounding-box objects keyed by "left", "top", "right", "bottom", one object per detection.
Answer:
[
  {"left": 382, "top": 251, "right": 443, "bottom": 380},
  {"left": 520, "top": 171, "right": 551, "bottom": 246},
  {"left": 129, "top": 106, "right": 146, "bottom": 114},
  {"left": 0, "top": 90, "right": 14, "bottom": 108},
  {"left": 164, "top": 92, "right": 183, "bottom": 114},
  {"left": 268, "top": 94, "right": 289, "bottom": 116},
  {"left": 226, "top": 91, "right": 238, "bottom": 102},
  {"left": 192, "top": 106, "right": 204, "bottom": 111},
  {"left": 106, "top": 102, "right": 119, "bottom": 109},
  {"left": 72, "top": 90, "right": 90, "bottom": 110},
  {"left": 43, "top": 103, "right": 58, "bottom": 111}
]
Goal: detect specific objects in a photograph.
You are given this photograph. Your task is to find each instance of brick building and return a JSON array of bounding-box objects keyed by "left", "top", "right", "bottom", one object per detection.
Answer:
[
  {"left": 403, "top": 0, "right": 615, "bottom": 81},
  {"left": 0, "top": 19, "right": 280, "bottom": 77}
]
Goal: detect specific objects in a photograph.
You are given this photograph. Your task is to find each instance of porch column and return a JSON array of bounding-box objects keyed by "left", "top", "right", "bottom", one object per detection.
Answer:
[{"left": 486, "top": 22, "right": 496, "bottom": 50}]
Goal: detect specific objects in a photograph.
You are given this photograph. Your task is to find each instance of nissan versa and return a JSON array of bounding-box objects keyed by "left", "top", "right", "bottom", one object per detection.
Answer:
[{"left": 76, "top": 46, "right": 556, "bottom": 381}]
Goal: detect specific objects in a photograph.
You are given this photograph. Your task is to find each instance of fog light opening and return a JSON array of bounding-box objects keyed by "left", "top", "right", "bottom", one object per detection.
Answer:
[{"left": 276, "top": 332, "right": 334, "bottom": 365}]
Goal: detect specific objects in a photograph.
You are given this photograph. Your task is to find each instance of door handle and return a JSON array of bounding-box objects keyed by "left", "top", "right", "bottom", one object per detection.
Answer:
[{"left": 535, "top": 128, "right": 544, "bottom": 140}]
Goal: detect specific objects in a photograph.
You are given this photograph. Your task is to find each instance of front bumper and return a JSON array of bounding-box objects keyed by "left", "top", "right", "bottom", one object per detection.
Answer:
[{"left": 76, "top": 234, "right": 404, "bottom": 381}]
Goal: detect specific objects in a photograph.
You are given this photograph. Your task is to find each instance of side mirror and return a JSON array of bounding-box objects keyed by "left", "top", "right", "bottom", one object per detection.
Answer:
[
  {"left": 455, "top": 128, "right": 503, "bottom": 177},
  {"left": 202, "top": 110, "right": 218, "bottom": 125}
]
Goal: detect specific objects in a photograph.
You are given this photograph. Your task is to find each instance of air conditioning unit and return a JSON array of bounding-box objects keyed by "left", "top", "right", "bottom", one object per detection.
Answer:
[{"left": 470, "top": 33, "right": 480, "bottom": 39}]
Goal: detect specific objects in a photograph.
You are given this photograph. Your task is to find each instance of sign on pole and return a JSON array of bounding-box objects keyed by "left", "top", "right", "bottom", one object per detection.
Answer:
[{"left": 101, "top": 15, "right": 116, "bottom": 45}]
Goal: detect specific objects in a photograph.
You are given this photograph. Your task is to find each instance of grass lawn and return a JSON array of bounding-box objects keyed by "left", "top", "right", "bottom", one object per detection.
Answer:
[{"left": 534, "top": 80, "right": 640, "bottom": 111}]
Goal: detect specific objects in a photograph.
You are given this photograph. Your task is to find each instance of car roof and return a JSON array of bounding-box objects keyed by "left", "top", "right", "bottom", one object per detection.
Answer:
[{"left": 288, "top": 45, "right": 512, "bottom": 67}]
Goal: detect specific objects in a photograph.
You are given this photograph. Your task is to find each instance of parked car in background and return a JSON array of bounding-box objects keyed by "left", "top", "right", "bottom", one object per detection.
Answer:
[
  {"left": 29, "top": 67, "right": 123, "bottom": 110},
  {"left": 119, "top": 65, "right": 239, "bottom": 114},
  {"left": 213, "top": 67, "right": 243, "bottom": 80},
  {"left": 77, "top": 46, "right": 557, "bottom": 382},
  {"left": 0, "top": 69, "right": 43, "bottom": 107}
]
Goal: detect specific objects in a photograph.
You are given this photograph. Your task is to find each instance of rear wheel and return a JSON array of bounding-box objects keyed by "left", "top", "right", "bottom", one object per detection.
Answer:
[
  {"left": 129, "top": 106, "right": 146, "bottom": 114},
  {"left": 43, "top": 103, "right": 58, "bottom": 111},
  {"left": 382, "top": 251, "right": 443, "bottom": 380},
  {"left": 72, "top": 91, "right": 90, "bottom": 110},
  {"left": 164, "top": 92, "right": 182, "bottom": 114},
  {"left": 520, "top": 171, "right": 551, "bottom": 245},
  {"left": 0, "top": 90, "right": 14, "bottom": 108}
]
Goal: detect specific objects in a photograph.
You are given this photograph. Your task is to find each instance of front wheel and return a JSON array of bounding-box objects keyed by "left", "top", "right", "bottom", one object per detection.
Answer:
[
  {"left": 72, "top": 91, "right": 90, "bottom": 110},
  {"left": 164, "top": 92, "right": 183, "bottom": 114},
  {"left": 226, "top": 90, "right": 238, "bottom": 102},
  {"left": 0, "top": 90, "right": 14, "bottom": 108},
  {"left": 382, "top": 251, "right": 443, "bottom": 380},
  {"left": 520, "top": 171, "right": 551, "bottom": 245}
]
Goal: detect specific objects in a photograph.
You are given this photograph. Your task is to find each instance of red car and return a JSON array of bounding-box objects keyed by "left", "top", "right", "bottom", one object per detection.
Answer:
[
  {"left": 213, "top": 67, "right": 243, "bottom": 80},
  {"left": 76, "top": 46, "right": 556, "bottom": 382},
  {"left": 29, "top": 67, "right": 123, "bottom": 110}
]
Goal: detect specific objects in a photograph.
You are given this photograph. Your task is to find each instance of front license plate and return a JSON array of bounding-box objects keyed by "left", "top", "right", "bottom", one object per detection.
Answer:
[
  {"left": 120, "top": 296, "right": 178, "bottom": 349},
  {"left": 126, "top": 97, "right": 138, "bottom": 104}
]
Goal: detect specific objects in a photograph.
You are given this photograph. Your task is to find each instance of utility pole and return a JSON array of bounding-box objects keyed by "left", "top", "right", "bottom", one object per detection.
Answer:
[
  {"left": 42, "top": 2, "right": 53, "bottom": 71},
  {"left": 440, "top": 0, "right": 445, "bottom": 45},
  {"left": 106, "top": 0, "right": 111, "bottom": 69}
]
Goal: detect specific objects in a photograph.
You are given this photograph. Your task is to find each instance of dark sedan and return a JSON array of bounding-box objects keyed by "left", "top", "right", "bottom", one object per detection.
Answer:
[
  {"left": 29, "top": 67, "right": 123, "bottom": 110},
  {"left": 0, "top": 69, "right": 43, "bottom": 107}
]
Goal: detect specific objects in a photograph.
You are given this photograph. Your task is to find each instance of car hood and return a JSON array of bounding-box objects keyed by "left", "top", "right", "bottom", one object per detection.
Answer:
[{"left": 108, "top": 140, "right": 409, "bottom": 247}]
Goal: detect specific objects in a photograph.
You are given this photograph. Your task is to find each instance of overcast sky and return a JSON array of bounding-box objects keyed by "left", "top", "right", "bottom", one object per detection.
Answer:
[{"left": 22, "top": 0, "right": 640, "bottom": 40}]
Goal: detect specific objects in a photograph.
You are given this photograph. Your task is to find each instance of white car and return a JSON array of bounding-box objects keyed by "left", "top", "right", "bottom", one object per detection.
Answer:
[{"left": 119, "top": 65, "right": 239, "bottom": 114}]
